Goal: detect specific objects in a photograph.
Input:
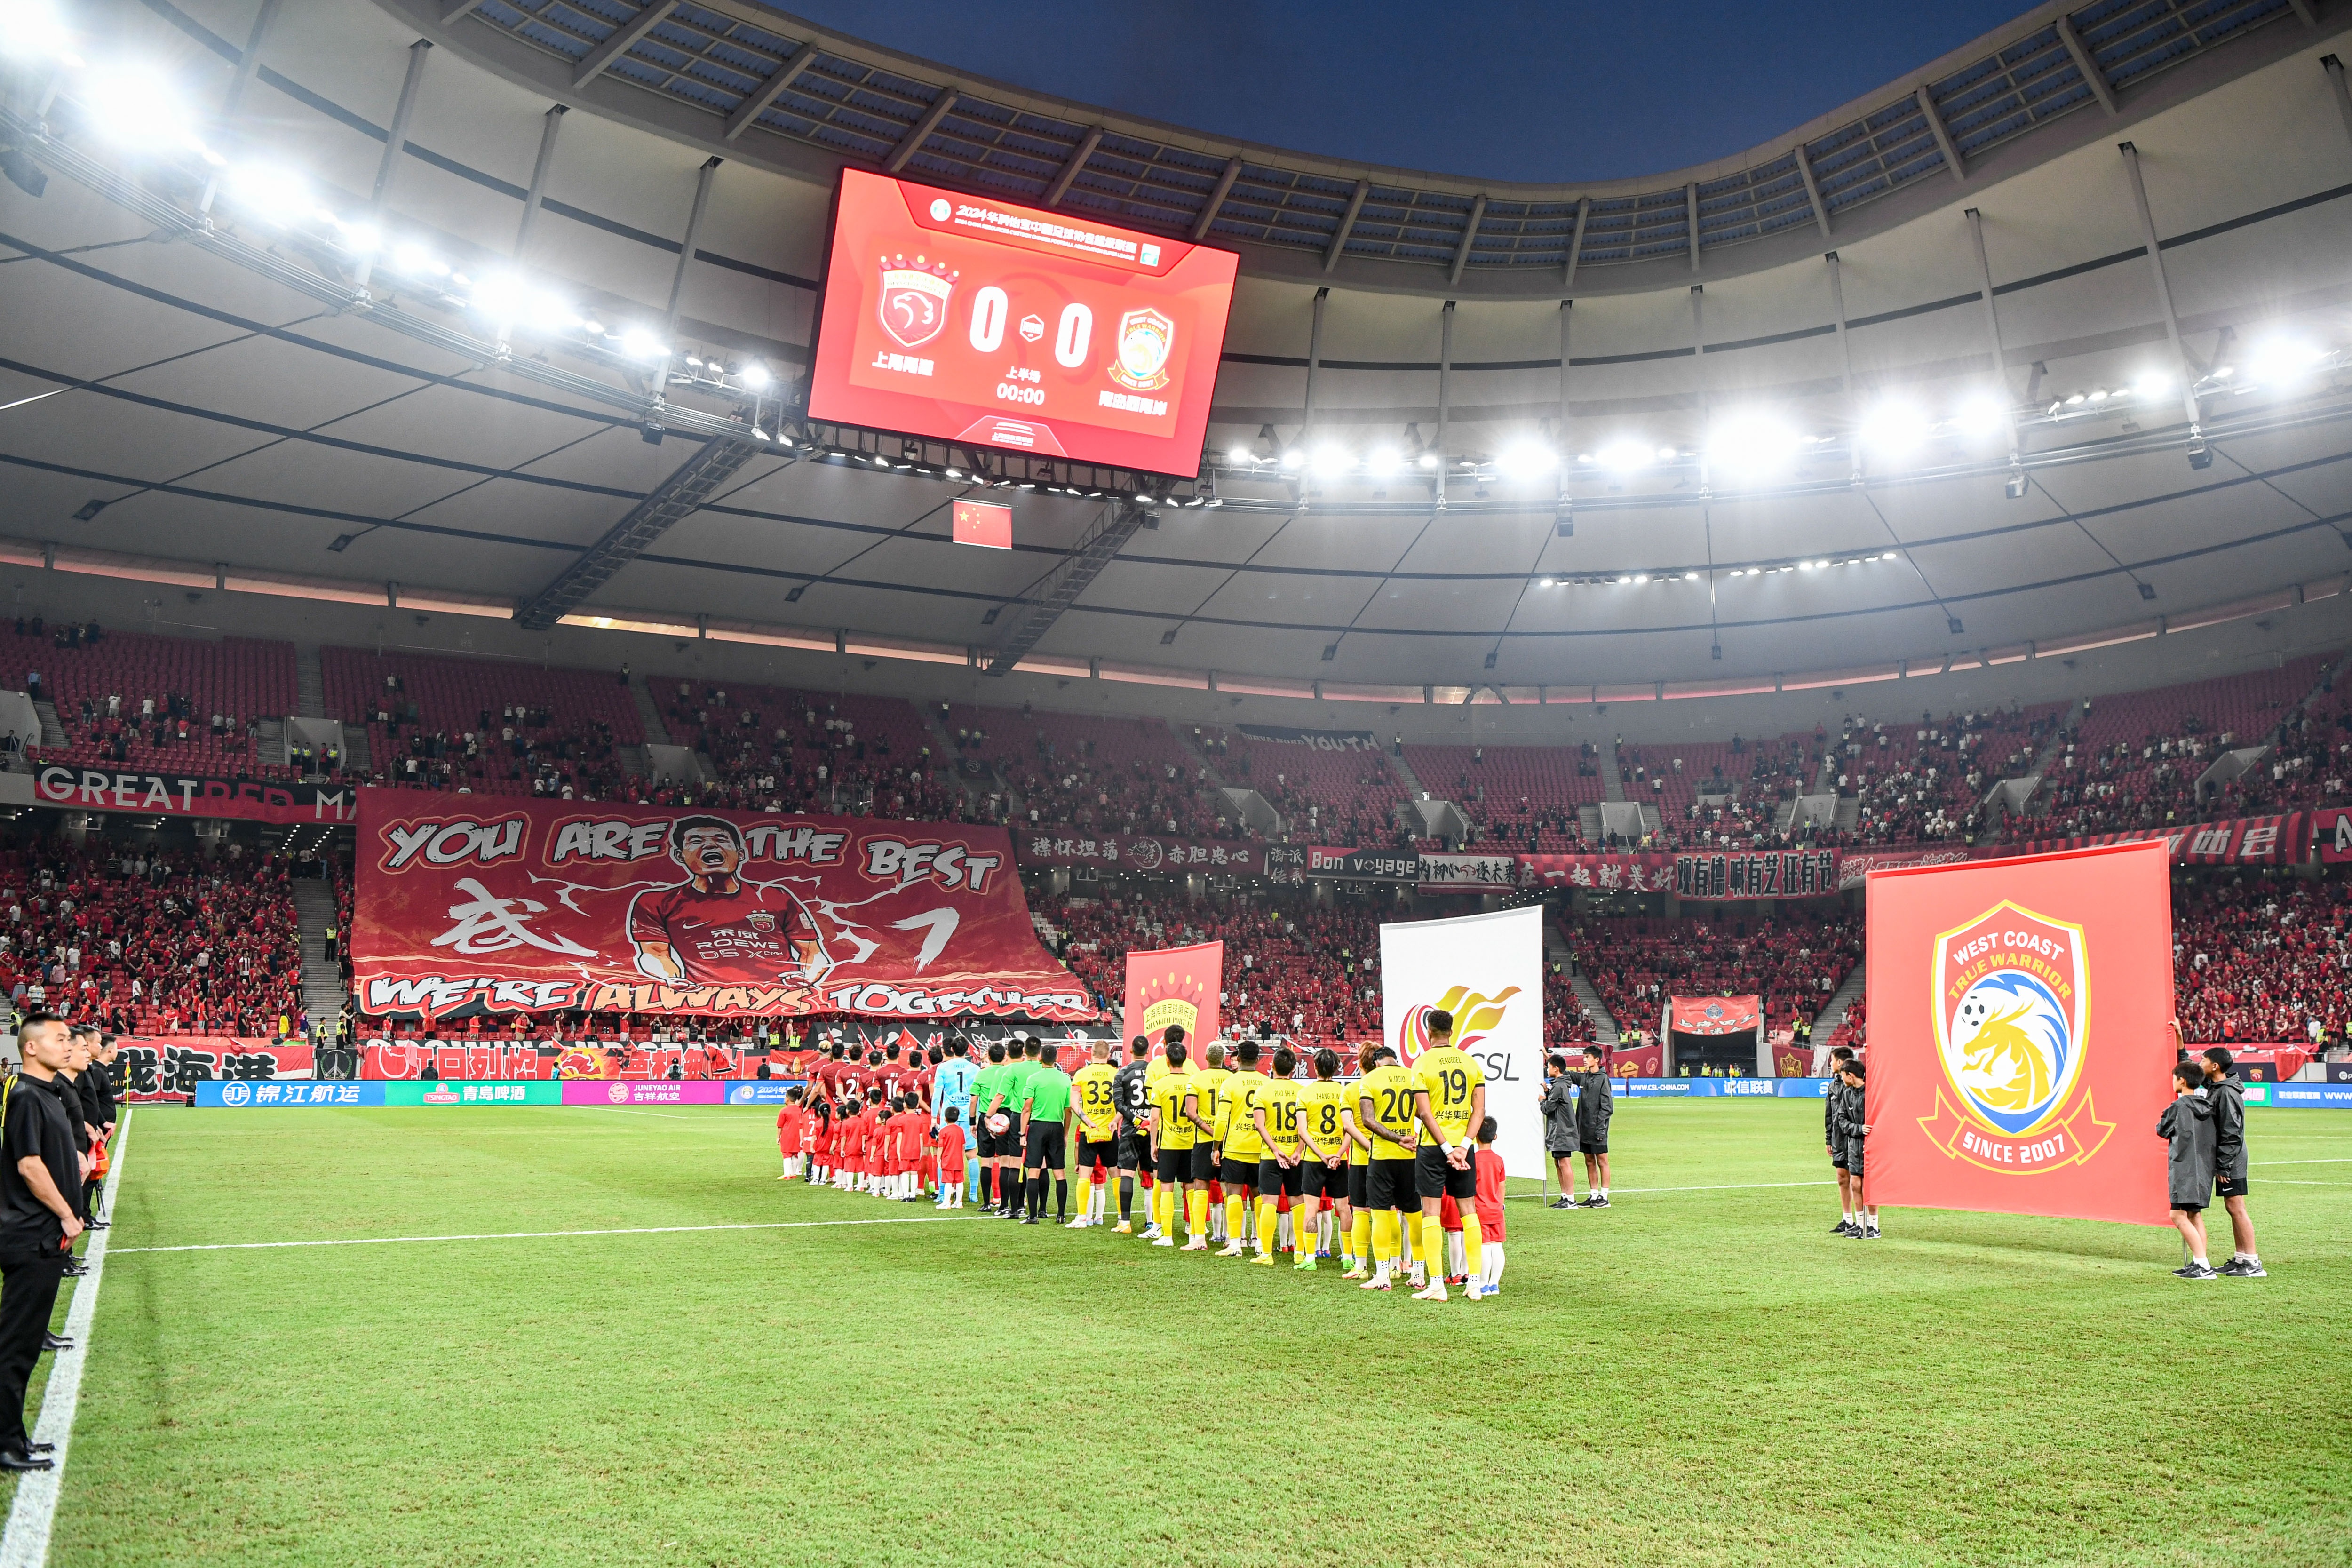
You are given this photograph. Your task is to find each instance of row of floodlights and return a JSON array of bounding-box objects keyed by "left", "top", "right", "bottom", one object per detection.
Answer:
[
  {"left": 826, "top": 451, "right": 1217, "bottom": 506},
  {"left": 1533, "top": 552, "right": 1903, "bottom": 588},
  {"left": 0, "top": 28, "right": 780, "bottom": 392}
]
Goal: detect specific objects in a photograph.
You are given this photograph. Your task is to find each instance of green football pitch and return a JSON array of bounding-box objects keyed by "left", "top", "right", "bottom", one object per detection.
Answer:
[{"left": 15, "top": 1100, "right": 2348, "bottom": 1568}]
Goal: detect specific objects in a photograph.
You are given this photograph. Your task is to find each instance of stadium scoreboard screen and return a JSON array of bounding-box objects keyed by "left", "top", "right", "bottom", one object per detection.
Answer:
[{"left": 809, "top": 168, "right": 1239, "bottom": 477}]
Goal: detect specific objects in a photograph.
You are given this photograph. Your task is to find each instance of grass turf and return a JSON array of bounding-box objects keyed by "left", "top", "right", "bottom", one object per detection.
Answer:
[{"left": 20, "top": 1100, "right": 2350, "bottom": 1568}]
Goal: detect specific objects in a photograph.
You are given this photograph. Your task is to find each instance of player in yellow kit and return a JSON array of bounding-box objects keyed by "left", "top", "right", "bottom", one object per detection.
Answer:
[
  {"left": 1147, "top": 1038, "right": 1215, "bottom": 1249},
  {"left": 1216, "top": 1041, "right": 1266, "bottom": 1257},
  {"left": 1406, "top": 1008, "right": 1490, "bottom": 1301},
  {"left": 1248, "top": 1044, "right": 1303, "bottom": 1266},
  {"left": 1195, "top": 1043, "right": 1234, "bottom": 1244},
  {"left": 1339, "top": 1050, "right": 1376, "bottom": 1278},
  {"left": 1355, "top": 1043, "right": 1424, "bottom": 1291},
  {"left": 1068, "top": 1038, "right": 1120, "bottom": 1229},
  {"left": 1293, "top": 1046, "right": 1350, "bottom": 1273}
]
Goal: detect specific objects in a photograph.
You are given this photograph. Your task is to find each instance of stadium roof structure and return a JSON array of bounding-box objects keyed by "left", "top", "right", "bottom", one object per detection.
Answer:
[{"left": 5, "top": 0, "right": 2352, "bottom": 714}]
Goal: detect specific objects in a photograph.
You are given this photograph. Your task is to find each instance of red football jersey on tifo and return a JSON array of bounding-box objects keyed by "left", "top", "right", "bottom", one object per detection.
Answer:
[{"left": 625, "top": 876, "right": 818, "bottom": 984}]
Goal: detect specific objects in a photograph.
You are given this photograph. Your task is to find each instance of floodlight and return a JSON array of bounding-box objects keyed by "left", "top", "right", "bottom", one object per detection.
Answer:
[
  {"left": 2244, "top": 336, "right": 2324, "bottom": 387},
  {"left": 2133, "top": 370, "right": 2171, "bottom": 399},
  {"left": 1279, "top": 447, "right": 1304, "bottom": 470},
  {"left": 1858, "top": 400, "right": 1931, "bottom": 462},
  {"left": 1224, "top": 446, "right": 1254, "bottom": 466},
  {"left": 1308, "top": 445, "right": 1347, "bottom": 479},
  {"left": 389, "top": 242, "right": 447, "bottom": 278},
  {"left": 468, "top": 272, "right": 528, "bottom": 322},
  {"left": 1416, "top": 451, "right": 1440, "bottom": 470},
  {"left": 1706, "top": 412, "right": 1802, "bottom": 477},
  {"left": 334, "top": 219, "right": 382, "bottom": 255},
  {"left": 1496, "top": 439, "right": 1556, "bottom": 480},
  {"left": 620, "top": 328, "right": 668, "bottom": 361},
  {"left": 1955, "top": 394, "right": 2008, "bottom": 438},
  {"left": 220, "top": 165, "right": 314, "bottom": 225},
  {"left": 741, "top": 361, "right": 771, "bottom": 390},
  {"left": 1596, "top": 438, "right": 1651, "bottom": 473},
  {"left": 1367, "top": 445, "right": 1400, "bottom": 478},
  {"left": 2, "top": 2, "right": 81, "bottom": 66},
  {"left": 79, "top": 67, "right": 216, "bottom": 162}
]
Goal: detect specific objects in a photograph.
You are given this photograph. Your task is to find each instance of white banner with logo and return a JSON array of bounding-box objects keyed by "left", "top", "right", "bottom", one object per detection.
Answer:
[{"left": 1377, "top": 904, "right": 1545, "bottom": 1178}]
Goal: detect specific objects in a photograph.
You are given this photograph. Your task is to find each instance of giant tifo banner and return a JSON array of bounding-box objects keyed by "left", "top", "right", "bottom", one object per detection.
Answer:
[
  {"left": 11, "top": 764, "right": 358, "bottom": 823},
  {"left": 1379, "top": 904, "right": 1543, "bottom": 1176},
  {"left": 1667, "top": 996, "right": 1760, "bottom": 1036},
  {"left": 1863, "top": 840, "right": 2174, "bottom": 1227},
  {"left": 1990, "top": 812, "right": 2307, "bottom": 866},
  {"left": 351, "top": 790, "right": 1092, "bottom": 1023},
  {"left": 1013, "top": 830, "right": 1267, "bottom": 875},
  {"left": 1122, "top": 941, "right": 1222, "bottom": 1048}
]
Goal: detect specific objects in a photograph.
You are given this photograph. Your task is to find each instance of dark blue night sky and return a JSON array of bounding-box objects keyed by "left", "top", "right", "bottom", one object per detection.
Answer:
[{"left": 765, "top": 1, "right": 2034, "bottom": 183}]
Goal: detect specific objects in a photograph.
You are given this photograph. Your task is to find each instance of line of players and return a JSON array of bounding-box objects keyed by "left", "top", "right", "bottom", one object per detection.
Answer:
[{"left": 773, "top": 1016, "right": 1508, "bottom": 1302}]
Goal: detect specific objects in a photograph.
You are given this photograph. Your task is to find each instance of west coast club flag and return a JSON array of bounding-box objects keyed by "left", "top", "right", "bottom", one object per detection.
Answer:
[
  {"left": 1122, "top": 941, "right": 1222, "bottom": 1048},
  {"left": 1863, "top": 839, "right": 2174, "bottom": 1226},
  {"left": 1379, "top": 905, "right": 1544, "bottom": 1178}
]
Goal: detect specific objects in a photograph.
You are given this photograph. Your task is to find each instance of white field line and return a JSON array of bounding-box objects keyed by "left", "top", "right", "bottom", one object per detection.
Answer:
[
  {"left": 0, "top": 1106, "right": 135, "bottom": 1568},
  {"left": 110, "top": 1212, "right": 986, "bottom": 1255}
]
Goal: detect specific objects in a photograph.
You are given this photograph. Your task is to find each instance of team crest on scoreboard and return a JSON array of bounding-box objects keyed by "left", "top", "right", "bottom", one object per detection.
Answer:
[
  {"left": 877, "top": 255, "right": 958, "bottom": 349},
  {"left": 1111, "top": 307, "right": 1175, "bottom": 391},
  {"left": 1922, "top": 901, "right": 2112, "bottom": 1171}
]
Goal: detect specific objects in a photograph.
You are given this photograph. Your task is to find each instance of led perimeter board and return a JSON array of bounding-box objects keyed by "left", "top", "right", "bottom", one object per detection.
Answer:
[{"left": 808, "top": 169, "right": 1239, "bottom": 477}]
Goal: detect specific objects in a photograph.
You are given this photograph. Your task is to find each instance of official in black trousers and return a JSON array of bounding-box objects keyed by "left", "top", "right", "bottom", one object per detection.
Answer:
[
  {"left": 71, "top": 1027, "right": 115, "bottom": 1225},
  {"left": 0, "top": 1014, "right": 88, "bottom": 1472},
  {"left": 50, "top": 1052, "right": 92, "bottom": 1279}
]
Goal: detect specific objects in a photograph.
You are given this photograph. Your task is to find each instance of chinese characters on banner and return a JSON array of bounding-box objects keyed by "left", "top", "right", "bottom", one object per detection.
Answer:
[
  {"left": 1416, "top": 854, "right": 1521, "bottom": 891},
  {"left": 1518, "top": 852, "right": 1838, "bottom": 900},
  {"left": 1014, "top": 830, "right": 1267, "bottom": 875},
  {"left": 113, "top": 1038, "right": 315, "bottom": 1101},
  {"left": 351, "top": 791, "right": 1092, "bottom": 1023},
  {"left": 1863, "top": 840, "right": 2174, "bottom": 1226},
  {"left": 1993, "top": 812, "right": 2308, "bottom": 866}
]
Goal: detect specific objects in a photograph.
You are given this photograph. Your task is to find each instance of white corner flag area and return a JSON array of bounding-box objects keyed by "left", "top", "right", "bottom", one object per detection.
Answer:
[{"left": 1379, "top": 905, "right": 1545, "bottom": 1176}]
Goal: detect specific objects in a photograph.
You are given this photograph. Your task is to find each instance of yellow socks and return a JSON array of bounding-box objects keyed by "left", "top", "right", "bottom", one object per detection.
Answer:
[
  {"left": 1225, "top": 1195, "right": 1244, "bottom": 1243},
  {"left": 1255, "top": 1197, "right": 1278, "bottom": 1255},
  {"left": 1187, "top": 1189, "right": 1209, "bottom": 1240},
  {"left": 1348, "top": 1210, "right": 1370, "bottom": 1266},
  {"left": 1460, "top": 1213, "right": 1484, "bottom": 1280},
  {"left": 1371, "top": 1210, "right": 1400, "bottom": 1271}
]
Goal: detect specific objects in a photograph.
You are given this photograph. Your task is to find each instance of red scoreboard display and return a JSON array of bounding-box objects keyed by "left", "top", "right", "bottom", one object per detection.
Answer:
[{"left": 808, "top": 169, "right": 1239, "bottom": 477}]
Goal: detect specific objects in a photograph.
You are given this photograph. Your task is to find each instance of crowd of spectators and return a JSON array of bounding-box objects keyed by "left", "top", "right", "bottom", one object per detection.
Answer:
[
  {"left": 321, "top": 647, "right": 639, "bottom": 800},
  {"left": 2172, "top": 871, "right": 2352, "bottom": 1045},
  {"left": 1566, "top": 911, "right": 1861, "bottom": 1037},
  {"left": 946, "top": 704, "right": 1226, "bottom": 838},
  {"left": 653, "top": 681, "right": 965, "bottom": 821},
  {"left": 10, "top": 620, "right": 300, "bottom": 779},
  {"left": 1207, "top": 731, "right": 1414, "bottom": 849},
  {"left": 0, "top": 836, "right": 303, "bottom": 1037}
]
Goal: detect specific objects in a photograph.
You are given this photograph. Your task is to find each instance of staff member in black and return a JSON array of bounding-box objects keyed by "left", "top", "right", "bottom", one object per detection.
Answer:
[
  {"left": 50, "top": 1042, "right": 94, "bottom": 1280},
  {"left": 73, "top": 1027, "right": 115, "bottom": 1226},
  {"left": 0, "top": 1014, "right": 87, "bottom": 1471}
]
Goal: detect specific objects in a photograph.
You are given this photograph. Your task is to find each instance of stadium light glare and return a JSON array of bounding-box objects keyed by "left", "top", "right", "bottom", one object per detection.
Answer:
[
  {"left": 1955, "top": 394, "right": 2008, "bottom": 438},
  {"left": 389, "top": 242, "right": 446, "bottom": 278},
  {"left": 1858, "top": 399, "right": 1931, "bottom": 461},
  {"left": 220, "top": 164, "right": 315, "bottom": 225},
  {"left": 2, "top": 2, "right": 83, "bottom": 66},
  {"left": 1224, "top": 445, "right": 1254, "bottom": 466},
  {"left": 1366, "top": 445, "right": 1400, "bottom": 477},
  {"left": 1706, "top": 412, "right": 1802, "bottom": 478},
  {"left": 1279, "top": 447, "right": 1304, "bottom": 470},
  {"left": 741, "top": 361, "right": 771, "bottom": 390},
  {"left": 334, "top": 219, "right": 382, "bottom": 256},
  {"left": 2244, "top": 336, "right": 2324, "bottom": 386},
  {"left": 1596, "top": 438, "right": 1651, "bottom": 473},
  {"left": 620, "top": 328, "right": 667, "bottom": 361},
  {"left": 79, "top": 67, "right": 217, "bottom": 163},
  {"left": 2133, "top": 370, "right": 2171, "bottom": 399},
  {"left": 1308, "top": 445, "right": 1348, "bottom": 479},
  {"left": 1496, "top": 440, "right": 1556, "bottom": 480},
  {"left": 1416, "top": 451, "right": 1440, "bottom": 470}
]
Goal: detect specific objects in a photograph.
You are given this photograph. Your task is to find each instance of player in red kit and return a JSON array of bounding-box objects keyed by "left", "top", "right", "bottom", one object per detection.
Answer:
[
  {"left": 776, "top": 1089, "right": 806, "bottom": 1180},
  {"left": 627, "top": 817, "right": 829, "bottom": 986}
]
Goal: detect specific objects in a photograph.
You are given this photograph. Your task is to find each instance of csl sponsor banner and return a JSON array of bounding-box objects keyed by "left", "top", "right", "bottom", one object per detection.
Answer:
[
  {"left": 351, "top": 790, "right": 1093, "bottom": 1023},
  {"left": 724, "top": 1082, "right": 813, "bottom": 1104},
  {"left": 387, "top": 1081, "right": 564, "bottom": 1106},
  {"left": 1986, "top": 812, "right": 2308, "bottom": 867},
  {"left": 559, "top": 1079, "right": 729, "bottom": 1106},
  {"left": 1417, "top": 853, "right": 1522, "bottom": 891},
  {"left": 1865, "top": 840, "right": 2174, "bottom": 1227},
  {"left": 1234, "top": 724, "right": 1381, "bottom": 752},
  {"left": 1269, "top": 845, "right": 1419, "bottom": 883},
  {"left": 1379, "top": 905, "right": 1544, "bottom": 1177},
  {"left": 117, "top": 1038, "right": 314, "bottom": 1101},
  {"left": 1122, "top": 940, "right": 1223, "bottom": 1049},
  {"left": 28, "top": 764, "right": 358, "bottom": 823},
  {"left": 1014, "top": 830, "right": 1267, "bottom": 876},
  {"left": 197, "top": 1080, "right": 380, "bottom": 1107}
]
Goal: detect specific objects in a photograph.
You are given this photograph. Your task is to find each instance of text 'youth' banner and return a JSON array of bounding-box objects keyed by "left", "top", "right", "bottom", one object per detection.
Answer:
[
  {"left": 1863, "top": 840, "right": 2174, "bottom": 1227},
  {"left": 351, "top": 790, "right": 1092, "bottom": 1023},
  {"left": 1379, "top": 905, "right": 1544, "bottom": 1177},
  {"left": 1121, "top": 940, "right": 1223, "bottom": 1048}
]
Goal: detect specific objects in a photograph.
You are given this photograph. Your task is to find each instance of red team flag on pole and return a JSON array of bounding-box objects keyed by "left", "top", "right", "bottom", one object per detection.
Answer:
[
  {"left": 1863, "top": 839, "right": 2175, "bottom": 1227},
  {"left": 1121, "top": 941, "right": 1223, "bottom": 1047}
]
